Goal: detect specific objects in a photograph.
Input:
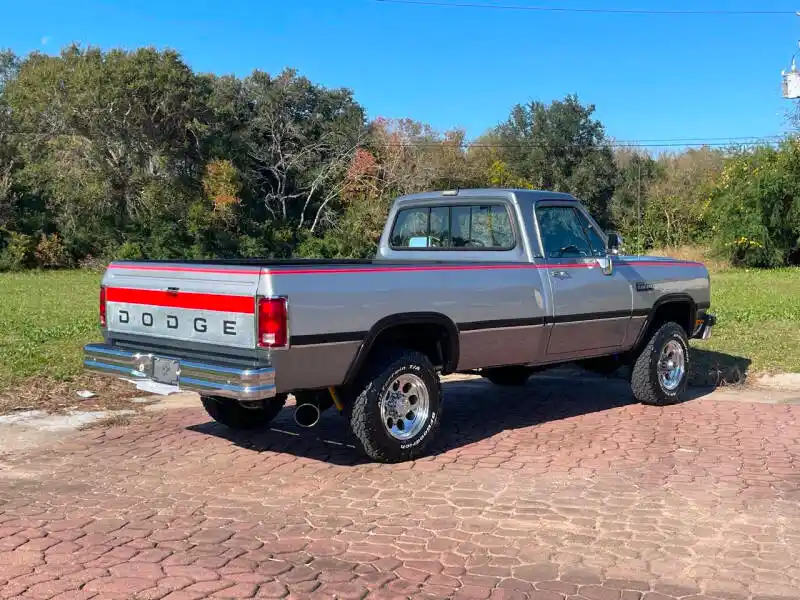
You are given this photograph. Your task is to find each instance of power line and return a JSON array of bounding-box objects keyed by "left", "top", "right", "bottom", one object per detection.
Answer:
[
  {"left": 611, "top": 136, "right": 784, "bottom": 143},
  {"left": 374, "top": 136, "right": 785, "bottom": 148},
  {"left": 2, "top": 128, "right": 786, "bottom": 148},
  {"left": 372, "top": 0, "right": 795, "bottom": 16}
]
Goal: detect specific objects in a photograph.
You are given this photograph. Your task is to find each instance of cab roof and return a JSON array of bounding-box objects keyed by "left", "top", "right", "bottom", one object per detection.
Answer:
[{"left": 394, "top": 189, "right": 578, "bottom": 207}]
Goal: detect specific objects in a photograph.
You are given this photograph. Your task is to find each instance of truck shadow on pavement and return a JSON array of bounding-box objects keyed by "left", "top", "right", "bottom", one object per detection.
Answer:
[
  {"left": 690, "top": 348, "right": 752, "bottom": 387},
  {"left": 187, "top": 370, "right": 730, "bottom": 466}
]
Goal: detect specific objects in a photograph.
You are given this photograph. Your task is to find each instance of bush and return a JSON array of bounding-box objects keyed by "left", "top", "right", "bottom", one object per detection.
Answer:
[
  {"left": 114, "top": 241, "right": 145, "bottom": 261},
  {"left": 34, "top": 233, "right": 72, "bottom": 268},
  {"left": 710, "top": 141, "right": 800, "bottom": 268},
  {"left": 0, "top": 231, "right": 34, "bottom": 271},
  {"left": 611, "top": 148, "right": 723, "bottom": 253}
]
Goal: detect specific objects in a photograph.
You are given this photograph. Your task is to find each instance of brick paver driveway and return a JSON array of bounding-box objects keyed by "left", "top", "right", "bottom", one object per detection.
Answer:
[{"left": 1, "top": 375, "right": 799, "bottom": 600}]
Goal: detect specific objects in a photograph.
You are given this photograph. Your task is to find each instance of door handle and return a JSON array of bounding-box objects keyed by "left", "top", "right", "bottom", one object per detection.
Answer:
[{"left": 551, "top": 270, "right": 570, "bottom": 279}]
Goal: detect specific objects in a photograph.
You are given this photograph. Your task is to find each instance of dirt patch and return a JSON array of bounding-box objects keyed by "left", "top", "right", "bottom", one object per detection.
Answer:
[
  {"left": 78, "top": 412, "right": 136, "bottom": 430},
  {"left": 0, "top": 409, "right": 137, "bottom": 456},
  {"left": 0, "top": 374, "right": 144, "bottom": 416}
]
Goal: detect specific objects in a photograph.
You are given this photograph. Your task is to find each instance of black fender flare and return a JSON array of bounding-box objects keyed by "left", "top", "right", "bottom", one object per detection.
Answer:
[
  {"left": 342, "top": 312, "right": 460, "bottom": 385},
  {"left": 632, "top": 293, "right": 705, "bottom": 350}
]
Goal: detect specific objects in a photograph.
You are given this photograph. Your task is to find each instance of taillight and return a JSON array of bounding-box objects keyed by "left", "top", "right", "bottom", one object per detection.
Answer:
[
  {"left": 257, "top": 297, "right": 288, "bottom": 348},
  {"left": 99, "top": 285, "right": 107, "bottom": 327}
]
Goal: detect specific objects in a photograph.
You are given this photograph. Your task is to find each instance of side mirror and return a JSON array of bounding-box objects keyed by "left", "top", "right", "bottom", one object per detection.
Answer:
[{"left": 606, "top": 231, "right": 624, "bottom": 255}]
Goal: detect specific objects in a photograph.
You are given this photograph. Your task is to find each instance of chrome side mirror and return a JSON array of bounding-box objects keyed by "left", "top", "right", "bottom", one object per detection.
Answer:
[
  {"left": 597, "top": 255, "right": 614, "bottom": 276},
  {"left": 606, "top": 231, "right": 624, "bottom": 256}
]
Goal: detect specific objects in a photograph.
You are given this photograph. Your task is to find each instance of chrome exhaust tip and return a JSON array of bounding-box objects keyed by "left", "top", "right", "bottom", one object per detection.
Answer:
[{"left": 294, "top": 403, "right": 321, "bottom": 428}]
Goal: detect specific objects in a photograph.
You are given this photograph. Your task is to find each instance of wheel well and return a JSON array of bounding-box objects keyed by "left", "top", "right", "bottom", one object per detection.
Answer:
[
  {"left": 639, "top": 300, "right": 695, "bottom": 347},
  {"left": 343, "top": 314, "right": 459, "bottom": 386},
  {"left": 374, "top": 324, "right": 450, "bottom": 367}
]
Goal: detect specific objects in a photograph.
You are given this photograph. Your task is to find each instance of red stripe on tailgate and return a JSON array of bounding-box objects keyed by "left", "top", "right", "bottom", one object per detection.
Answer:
[{"left": 105, "top": 288, "right": 255, "bottom": 314}]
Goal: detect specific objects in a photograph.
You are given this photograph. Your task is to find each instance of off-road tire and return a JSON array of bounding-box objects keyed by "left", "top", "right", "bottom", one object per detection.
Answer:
[
  {"left": 350, "top": 349, "right": 442, "bottom": 463},
  {"left": 631, "top": 322, "right": 690, "bottom": 406},
  {"left": 482, "top": 366, "right": 532, "bottom": 387},
  {"left": 201, "top": 395, "right": 287, "bottom": 430}
]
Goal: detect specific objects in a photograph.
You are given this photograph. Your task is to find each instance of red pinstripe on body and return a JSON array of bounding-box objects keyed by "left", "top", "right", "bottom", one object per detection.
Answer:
[{"left": 107, "top": 259, "right": 703, "bottom": 278}]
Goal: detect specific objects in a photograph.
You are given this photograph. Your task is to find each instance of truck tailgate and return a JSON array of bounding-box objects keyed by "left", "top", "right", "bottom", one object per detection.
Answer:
[{"left": 103, "top": 262, "right": 262, "bottom": 350}]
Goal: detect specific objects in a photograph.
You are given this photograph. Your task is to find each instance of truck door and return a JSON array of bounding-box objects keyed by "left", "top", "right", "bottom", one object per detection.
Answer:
[{"left": 535, "top": 203, "right": 632, "bottom": 357}]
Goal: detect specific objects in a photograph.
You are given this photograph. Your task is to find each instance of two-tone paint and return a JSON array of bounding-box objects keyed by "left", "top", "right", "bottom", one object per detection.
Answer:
[{"left": 85, "top": 189, "right": 713, "bottom": 400}]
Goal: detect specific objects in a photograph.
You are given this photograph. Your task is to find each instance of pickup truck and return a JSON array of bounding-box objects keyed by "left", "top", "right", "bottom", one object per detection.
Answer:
[{"left": 84, "top": 188, "right": 716, "bottom": 462}]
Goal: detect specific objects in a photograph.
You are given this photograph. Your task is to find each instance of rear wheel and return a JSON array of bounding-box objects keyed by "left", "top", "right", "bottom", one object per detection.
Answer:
[
  {"left": 631, "top": 322, "right": 690, "bottom": 406},
  {"left": 482, "top": 366, "right": 531, "bottom": 387},
  {"left": 350, "top": 349, "right": 442, "bottom": 463},
  {"left": 201, "top": 395, "right": 287, "bottom": 430}
]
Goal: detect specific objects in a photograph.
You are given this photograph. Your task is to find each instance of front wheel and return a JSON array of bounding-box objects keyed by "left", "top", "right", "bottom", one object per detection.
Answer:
[
  {"left": 631, "top": 322, "right": 690, "bottom": 406},
  {"left": 201, "top": 395, "right": 287, "bottom": 430},
  {"left": 350, "top": 349, "right": 442, "bottom": 463}
]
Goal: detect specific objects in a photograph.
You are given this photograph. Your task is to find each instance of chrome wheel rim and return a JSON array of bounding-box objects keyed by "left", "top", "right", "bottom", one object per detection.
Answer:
[
  {"left": 658, "top": 340, "right": 686, "bottom": 391},
  {"left": 380, "top": 373, "right": 430, "bottom": 441}
]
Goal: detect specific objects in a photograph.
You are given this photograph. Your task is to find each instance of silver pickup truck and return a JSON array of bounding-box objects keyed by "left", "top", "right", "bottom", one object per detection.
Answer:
[{"left": 84, "top": 188, "right": 715, "bottom": 462}]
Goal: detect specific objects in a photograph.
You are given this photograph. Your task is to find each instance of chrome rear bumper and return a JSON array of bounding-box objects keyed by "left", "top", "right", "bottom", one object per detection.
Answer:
[{"left": 83, "top": 344, "right": 276, "bottom": 400}]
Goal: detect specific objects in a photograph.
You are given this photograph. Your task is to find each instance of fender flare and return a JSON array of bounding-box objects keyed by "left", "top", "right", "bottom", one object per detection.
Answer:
[
  {"left": 632, "top": 293, "right": 703, "bottom": 350},
  {"left": 342, "top": 312, "right": 460, "bottom": 385}
]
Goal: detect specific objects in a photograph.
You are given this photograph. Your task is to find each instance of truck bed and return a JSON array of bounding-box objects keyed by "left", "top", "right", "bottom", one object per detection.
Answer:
[
  {"left": 117, "top": 258, "right": 374, "bottom": 266},
  {"left": 111, "top": 258, "right": 489, "bottom": 267}
]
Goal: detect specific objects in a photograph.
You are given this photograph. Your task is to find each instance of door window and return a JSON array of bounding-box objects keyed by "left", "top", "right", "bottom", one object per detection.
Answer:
[{"left": 536, "top": 206, "right": 593, "bottom": 259}]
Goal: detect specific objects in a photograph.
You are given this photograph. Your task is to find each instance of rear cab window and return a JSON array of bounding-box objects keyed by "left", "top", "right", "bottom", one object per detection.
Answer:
[{"left": 391, "top": 203, "right": 515, "bottom": 250}]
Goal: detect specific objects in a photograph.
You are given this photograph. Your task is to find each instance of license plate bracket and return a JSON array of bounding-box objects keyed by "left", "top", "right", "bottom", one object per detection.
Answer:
[{"left": 153, "top": 357, "right": 180, "bottom": 386}]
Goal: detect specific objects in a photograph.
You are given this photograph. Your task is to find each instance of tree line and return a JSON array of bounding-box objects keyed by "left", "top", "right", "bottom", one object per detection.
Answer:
[{"left": 0, "top": 45, "right": 798, "bottom": 270}]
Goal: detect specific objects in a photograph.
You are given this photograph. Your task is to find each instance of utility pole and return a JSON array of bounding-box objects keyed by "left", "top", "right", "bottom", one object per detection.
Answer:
[{"left": 637, "top": 159, "right": 642, "bottom": 256}]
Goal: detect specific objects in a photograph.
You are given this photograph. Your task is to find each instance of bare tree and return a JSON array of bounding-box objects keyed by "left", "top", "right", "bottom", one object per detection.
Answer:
[{"left": 247, "top": 110, "right": 364, "bottom": 231}]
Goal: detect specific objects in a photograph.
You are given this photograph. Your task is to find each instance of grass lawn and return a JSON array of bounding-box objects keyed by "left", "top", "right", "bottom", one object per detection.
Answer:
[
  {"left": 695, "top": 267, "right": 800, "bottom": 375},
  {"left": 0, "top": 270, "right": 102, "bottom": 386},
  {"left": 0, "top": 267, "right": 798, "bottom": 390}
]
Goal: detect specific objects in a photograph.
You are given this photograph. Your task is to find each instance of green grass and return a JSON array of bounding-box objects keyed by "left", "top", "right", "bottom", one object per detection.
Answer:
[
  {"left": 0, "top": 267, "right": 798, "bottom": 388},
  {"left": 0, "top": 270, "right": 102, "bottom": 386},
  {"left": 696, "top": 267, "right": 800, "bottom": 375}
]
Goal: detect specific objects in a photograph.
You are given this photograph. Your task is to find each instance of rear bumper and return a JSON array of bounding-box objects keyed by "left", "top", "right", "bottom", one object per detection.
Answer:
[
  {"left": 83, "top": 344, "right": 277, "bottom": 401},
  {"left": 692, "top": 313, "right": 716, "bottom": 340}
]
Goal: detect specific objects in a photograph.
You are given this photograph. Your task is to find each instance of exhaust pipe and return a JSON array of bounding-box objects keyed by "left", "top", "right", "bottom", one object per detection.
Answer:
[
  {"left": 294, "top": 403, "right": 321, "bottom": 428},
  {"left": 292, "top": 391, "right": 335, "bottom": 428}
]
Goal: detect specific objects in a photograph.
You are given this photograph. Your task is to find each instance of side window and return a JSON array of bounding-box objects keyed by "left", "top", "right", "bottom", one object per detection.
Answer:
[
  {"left": 535, "top": 206, "right": 592, "bottom": 259},
  {"left": 391, "top": 207, "right": 430, "bottom": 247},
  {"left": 391, "top": 204, "right": 515, "bottom": 250},
  {"left": 471, "top": 206, "right": 514, "bottom": 248}
]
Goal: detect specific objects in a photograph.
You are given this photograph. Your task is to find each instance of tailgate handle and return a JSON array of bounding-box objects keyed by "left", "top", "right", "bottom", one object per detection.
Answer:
[{"left": 166, "top": 287, "right": 180, "bottom": 295}]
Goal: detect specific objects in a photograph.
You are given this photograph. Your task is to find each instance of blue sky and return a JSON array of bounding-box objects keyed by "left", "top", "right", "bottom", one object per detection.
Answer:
[{"left": 2, "top": 0, "right": 798, "bottom": 146}]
